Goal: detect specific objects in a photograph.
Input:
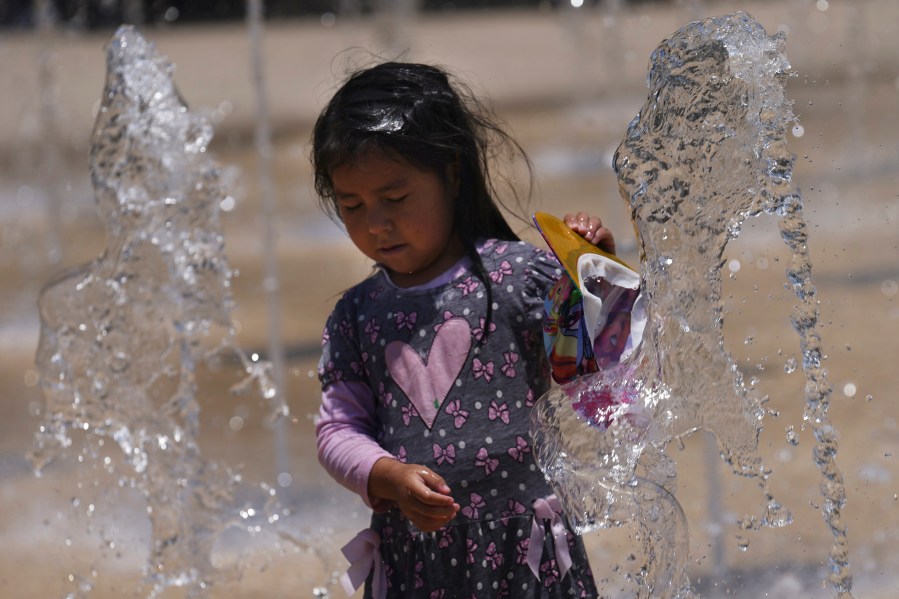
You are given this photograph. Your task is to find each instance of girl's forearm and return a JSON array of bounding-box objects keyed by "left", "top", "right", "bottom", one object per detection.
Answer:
[{"left": 316, "top": 380, "right": 394, "bottom": 509}]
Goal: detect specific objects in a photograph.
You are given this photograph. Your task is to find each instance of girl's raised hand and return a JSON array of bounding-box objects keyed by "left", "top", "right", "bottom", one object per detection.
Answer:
[
  {"left": 368, "top": 458, "right": 460, "bottom": 532},
  {"left": 564, "top": 211, "right": 616, "bottom": 255}
]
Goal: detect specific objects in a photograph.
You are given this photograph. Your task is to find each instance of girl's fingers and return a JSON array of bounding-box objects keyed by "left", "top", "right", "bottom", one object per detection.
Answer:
[
  {"left": 562, "top": 212, "right": 616, "bottom": 254},
  {"left": 408, "top": 504, "right": 459, "bottom": 530},
  {"left": 410, "top": 500, "right": 459, "bottom": 520},
  {"left": 417, "top": 468, "right": 454, "bottom": 499},
  {"left": 591, "top": 227, "right": 616, "bottom": 254},
  {"left": 415, "top": 482, "right": 456, "bottom": 507},
  {"left": 563, "top": 212, "right": 602, "bottom": 236},
  {"left": 563, "top": 212, "right": 592, "bottom": 233}
]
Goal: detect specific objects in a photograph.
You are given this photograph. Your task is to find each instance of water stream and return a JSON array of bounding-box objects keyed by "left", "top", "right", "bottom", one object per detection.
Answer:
[
  {"left": 30, "top": 26, "right": 289, "bottom": 596},
  {"left": 532, "top": 11, "right": 851, "bottom": 598}
]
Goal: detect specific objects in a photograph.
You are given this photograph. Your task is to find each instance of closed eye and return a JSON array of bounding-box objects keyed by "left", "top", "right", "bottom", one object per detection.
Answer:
[{"left": 338, "top": 201, "right": 362, "bottom": 212}]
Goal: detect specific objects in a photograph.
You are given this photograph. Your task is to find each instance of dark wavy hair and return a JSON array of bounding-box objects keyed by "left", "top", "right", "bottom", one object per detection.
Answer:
[{"left": 311, "top": 61, "right": 533, "bottom": 338}]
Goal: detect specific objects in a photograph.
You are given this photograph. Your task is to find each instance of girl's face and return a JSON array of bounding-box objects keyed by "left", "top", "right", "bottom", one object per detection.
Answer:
[{"left": 331, "top": 150, "right": 464, "bottom": 288}]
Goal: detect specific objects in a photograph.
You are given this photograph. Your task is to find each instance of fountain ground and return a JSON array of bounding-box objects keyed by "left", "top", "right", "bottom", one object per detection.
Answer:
[{"left": 1, "top": 1, "right": 897, "bottom": 596}]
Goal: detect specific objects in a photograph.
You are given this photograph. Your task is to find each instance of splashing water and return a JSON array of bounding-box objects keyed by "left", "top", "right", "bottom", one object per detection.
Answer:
[
  {"left": 31, "top": 26, "right": 289, "bottom": 596},
  {"left": 532, "top": 12, "right": 851, "bottom": 598}
]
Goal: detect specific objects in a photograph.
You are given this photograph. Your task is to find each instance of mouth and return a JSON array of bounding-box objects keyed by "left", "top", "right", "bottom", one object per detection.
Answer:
[{"left": 378, "top": 243, "right": 406, "bottom": 256}]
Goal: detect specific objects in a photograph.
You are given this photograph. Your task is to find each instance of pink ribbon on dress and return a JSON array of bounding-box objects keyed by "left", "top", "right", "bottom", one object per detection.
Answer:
[
  {"left": 526, "top": 495, "right": 573, "bottom": 581},
  {"left": 340, "top": 528, "right": 386, "bottom": 599}
]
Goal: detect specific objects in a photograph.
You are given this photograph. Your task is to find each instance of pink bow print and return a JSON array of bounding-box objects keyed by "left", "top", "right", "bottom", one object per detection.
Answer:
[
  {"left": 484, "top": 541, "right": 505, "bottom": 570},
  {"left": 507, "top": 435, "right": 531, "bottom": 463},
  {"left": 489, "top": 260, "right": 513, "bottom": 283},
  {"left": 473, "top": 317, "right": 497, "bottom": 342},
  {"left": 437, "top": 528, "right": 454, "bottom": 548},
  {"left": 432, "top": 442, "right": 456, "bottom": 466},
  {"left": 455, "top": 276, "right": 479, "bottom": 296},
  {"left": 395, "top": 310, "right": 417, "bottom": 331},
  {"left": 488, "top": 400, "right": 510, "bottom": 424},
  {"left": 500, "top": 499, "right": 526, "bottom": 524},
  {"left": 465, "top": 538, "right": 479, "bottom": 565},
  {"left": 474, "top": 446, "right": 499, "bottom": 475},
  {"left": 378, "top": 382, "right": 393, "bottom": 407},
  {"left": 472, "top": 358, "right": 494, "bottom": 382},
  {"left": 364, "top": 318, "right": 381, "bottom": 343},
  {"left": 501, "top": 351, "right": 519, "bottom": 377},
  {"left": 445, "top": 398, "right": 469, "bottom": 429},
  {"left": 461, "top": 492, "right": 486, "bottom": 519},
  {"left": 401, "top": 403, "right": 419, "bottom": 426}
]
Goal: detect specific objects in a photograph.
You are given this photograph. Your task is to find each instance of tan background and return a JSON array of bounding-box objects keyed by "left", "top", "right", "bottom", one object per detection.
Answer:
[{"left": 1, "top": 0, "right": 897, "bottom": 596}]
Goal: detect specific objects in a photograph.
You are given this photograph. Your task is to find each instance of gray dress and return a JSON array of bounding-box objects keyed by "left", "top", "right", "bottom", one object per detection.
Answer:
[{"left": 320, "top": 239, "right": 597, "bottom": 599}]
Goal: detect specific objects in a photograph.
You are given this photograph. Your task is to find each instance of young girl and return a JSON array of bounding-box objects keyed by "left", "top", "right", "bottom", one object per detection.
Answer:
[{"left": 313, "top": 61, "right": 615, "bottom": 598}]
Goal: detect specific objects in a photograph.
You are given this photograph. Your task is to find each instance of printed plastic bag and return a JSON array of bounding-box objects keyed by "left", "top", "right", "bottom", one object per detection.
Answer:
[{"left": 535, "top": 212, "right": 647, "bottom": 429}]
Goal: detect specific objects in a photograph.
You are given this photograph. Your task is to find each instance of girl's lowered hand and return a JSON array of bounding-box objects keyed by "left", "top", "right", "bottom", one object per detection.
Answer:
[
  {"left": 368, "top": 458, "right": 460, "bottom": 532},
  {"left": 564, "top": 211, "right": 616, "bottom": 255}
]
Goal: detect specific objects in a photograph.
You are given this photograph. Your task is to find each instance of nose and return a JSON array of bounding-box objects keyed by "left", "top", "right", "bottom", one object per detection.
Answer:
[{"left": 366, "top": 202, "right": 392, "bottom": 234}]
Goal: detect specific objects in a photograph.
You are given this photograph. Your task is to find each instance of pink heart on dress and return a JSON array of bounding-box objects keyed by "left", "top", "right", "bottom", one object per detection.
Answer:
[{"left": 386, "top": 317, "right": 472, "bottom": 429}]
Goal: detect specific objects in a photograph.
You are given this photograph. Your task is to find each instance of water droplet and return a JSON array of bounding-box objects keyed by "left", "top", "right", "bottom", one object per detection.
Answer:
[
  {"left": 791, "top": 124, "right": 804, "bottom": 138},
  {"left": 842, "top": 383, "right": 856, "bottom": 398},
  {"left": 219, "top": 196, "right": 236, "bottom": 212},
  {"left": 765, "top": 501, "right": 792, "bottom": 527},
  {"left": 784, "top": 357, "right": 798, "bottom": 374},
  {"left": 109, "top": 351, "right": 130, "bottom": 374},
  {"left": 786, "top": 426, "right": 799, "bottom": 446}
]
